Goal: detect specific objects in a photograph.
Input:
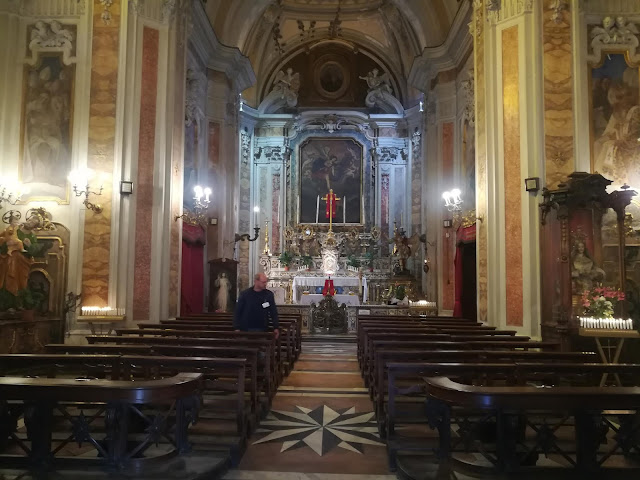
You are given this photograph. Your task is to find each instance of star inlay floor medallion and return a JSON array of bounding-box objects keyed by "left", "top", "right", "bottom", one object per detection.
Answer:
[{"left": 253, "top": 405, "right": 384, "bottom": 456}]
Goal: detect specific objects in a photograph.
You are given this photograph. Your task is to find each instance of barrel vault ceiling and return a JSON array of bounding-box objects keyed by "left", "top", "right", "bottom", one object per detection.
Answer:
[{"left": 205, "top": 0, "right": 465, "bottom": 105}]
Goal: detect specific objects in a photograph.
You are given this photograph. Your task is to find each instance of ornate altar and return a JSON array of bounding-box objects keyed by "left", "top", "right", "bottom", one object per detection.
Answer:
[
  {"left": 539, "top": 172, "right": 636, "bottom": 350},
  {"left": 310, "top": 294, "right": 348, "bottom": 334}
]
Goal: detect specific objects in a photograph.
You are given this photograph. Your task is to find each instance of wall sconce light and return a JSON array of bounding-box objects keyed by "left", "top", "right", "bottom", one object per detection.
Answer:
[
  {"left": 235, "top": 205, "right": 261, "bottom": 242},
  {"left": 525, "top": 177, "right": 540, "bottom": 192},
  {"left": 0, "top": 178, "right": 27, "bottom": 209},
  {"left": 175, "top": 185, "right": 211, "bottom": 225},
  {"left": 120, "top": 180, "right": 133, "bottom": 194},
  {"left": 442, "top": 188, "right": 462, "bottom": 212},
  {"left": 69, "top": 168, "right": 104, "bottom": 214}
]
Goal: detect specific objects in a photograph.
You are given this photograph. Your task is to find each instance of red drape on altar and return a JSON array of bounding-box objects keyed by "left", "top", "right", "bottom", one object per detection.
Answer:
[
  {"left": 180, "top": 223, "right": 205, "bottom": 315},
  {"left": 325, "top": 192, "right": 338, "bottom": 218}
]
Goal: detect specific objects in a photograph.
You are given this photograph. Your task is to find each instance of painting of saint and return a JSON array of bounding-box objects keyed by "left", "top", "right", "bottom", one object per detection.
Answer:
[
  {"left": 299, "top": 138, "right": 362, "bottom": 224},
  {"left": 591, "top": 54, "right": 640, "bottom": 188},
  {"left": 21, "top": 55, "right": 74, "bottom": 200}
]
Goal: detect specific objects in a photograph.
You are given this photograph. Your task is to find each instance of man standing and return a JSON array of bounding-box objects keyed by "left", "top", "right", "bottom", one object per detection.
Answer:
[{"left": 234, "top": 272, "right": 279, "bottom": 339}]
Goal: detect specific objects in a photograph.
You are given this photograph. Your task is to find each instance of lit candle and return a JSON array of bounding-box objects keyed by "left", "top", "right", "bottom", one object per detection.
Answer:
[
  {"left": 343, "top": 196, "right": 346, "bottom": 224},
  {"left": 253, "top": 206, "right": 260, "bottom": 225},
  {"left": 316, "top": 195, "right": 319, "bottom": 224},
  {"left": 204, "top": 187, "right": 211, "bottom": 202}
]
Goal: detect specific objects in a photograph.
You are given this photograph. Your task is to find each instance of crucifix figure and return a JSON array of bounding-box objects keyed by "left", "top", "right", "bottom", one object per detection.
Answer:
[{"left": 321, "top": 189, "right": 341, "bottom": 231}]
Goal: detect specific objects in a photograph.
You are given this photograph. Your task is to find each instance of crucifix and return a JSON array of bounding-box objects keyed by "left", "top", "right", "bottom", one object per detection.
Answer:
[{"left": 321, "top": 188, "right": 341, "bottom": 231}]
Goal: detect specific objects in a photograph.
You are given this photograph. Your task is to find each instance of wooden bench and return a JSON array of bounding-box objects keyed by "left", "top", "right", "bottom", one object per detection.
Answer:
[
  {"left": 424, "top": 372, "right": 640, "bottom": 474},
  {"left": 84, "top": 335, "right": 278, "bottom": 405},
  {"left": 0, "top": 373, "right": 202, "bottom": 470}
]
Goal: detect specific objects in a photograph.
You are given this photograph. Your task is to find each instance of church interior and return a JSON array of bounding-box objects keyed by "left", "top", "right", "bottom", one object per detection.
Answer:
[{"left": 1, "top": 0, "right": 640, "bottom": 478}]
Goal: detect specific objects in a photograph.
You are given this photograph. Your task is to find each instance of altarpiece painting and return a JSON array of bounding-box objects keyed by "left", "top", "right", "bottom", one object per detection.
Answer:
[{"left": 299, "top": 137, "right": 362, "bottom": 225}]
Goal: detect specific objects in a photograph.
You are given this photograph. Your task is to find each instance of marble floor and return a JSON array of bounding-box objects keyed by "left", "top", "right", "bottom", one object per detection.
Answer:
[{"left": 222, "top": 341, "right": 396, "bottom": 479}]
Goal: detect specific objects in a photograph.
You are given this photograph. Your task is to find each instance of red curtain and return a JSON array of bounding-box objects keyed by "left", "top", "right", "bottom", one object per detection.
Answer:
[
  {"left": 453, "top": 224, "right": 476, "bottom": 318},
  {"left": 180, "top": 223, "right": 205, "bottom": 315}
]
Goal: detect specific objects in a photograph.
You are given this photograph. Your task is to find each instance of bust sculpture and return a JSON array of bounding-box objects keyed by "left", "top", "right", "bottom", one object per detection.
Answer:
[{"left": 571, "top": 240, "right": 605, "bottom": 293}]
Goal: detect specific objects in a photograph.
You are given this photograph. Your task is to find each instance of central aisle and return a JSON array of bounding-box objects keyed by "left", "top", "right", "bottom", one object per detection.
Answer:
[{"left": 222, "top": 340, "right": 396, "bottom": 480}]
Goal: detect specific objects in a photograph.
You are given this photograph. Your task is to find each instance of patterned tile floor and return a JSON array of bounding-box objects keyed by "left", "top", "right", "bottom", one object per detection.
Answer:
[{"left": 222, "top": 341, "right": 396, "bottom": 478}]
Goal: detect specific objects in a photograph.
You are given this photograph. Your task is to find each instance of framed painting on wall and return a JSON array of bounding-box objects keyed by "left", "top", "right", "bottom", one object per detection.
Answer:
[
  {"left": 299, "top": 137, "right": 363, "bottom": 225},
  {"left": 20, "top": 54, "right": 75, "bottom": 202},
  {"left": 590, "top": 53, "right": 640, "bottom": 188}
]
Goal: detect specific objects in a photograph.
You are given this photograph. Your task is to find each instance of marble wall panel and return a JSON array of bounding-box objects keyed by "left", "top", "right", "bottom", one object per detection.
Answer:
[
  {"left": 82, "top": 0, "right": 120, "bottom": 306},
  {"left": 502, "top": 26, "right": 523, "bottom": 327},
  {"left": 474, "top": 1, "right": 488, "bottom": 322},
  {"left": 543, "top": 0, "right": 574, "bottom": 189},
  {"left": 132, "top": 26, "right": 159, "bottom": 321},
  {"left": 272, "top": 173, "right": 281, "bottom": 253}
]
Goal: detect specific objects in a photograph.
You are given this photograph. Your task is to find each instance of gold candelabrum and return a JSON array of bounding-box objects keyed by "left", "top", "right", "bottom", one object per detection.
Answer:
[
  {"left": 262, "top": 220, "right": 271, "bottom": 255},
  {"left": 175, "top": 185, "right": 211, "bottom": 226},
  {"left": 0, "top": 181, "right": 26, "bottom": 210},
  {"left": 69, "top": 168, "right": 104, "bottom": 214}
]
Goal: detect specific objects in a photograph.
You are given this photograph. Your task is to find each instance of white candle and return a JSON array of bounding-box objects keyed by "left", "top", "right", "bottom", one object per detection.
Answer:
[
  {"left": 297, "top": 195, "right": 300, "bottom": 223},
  {"left": 343, "top": 196, "right": 346, "bottom": 224},
  {"left": 316, "top": 195, "right": 320, "bottom": 224}
]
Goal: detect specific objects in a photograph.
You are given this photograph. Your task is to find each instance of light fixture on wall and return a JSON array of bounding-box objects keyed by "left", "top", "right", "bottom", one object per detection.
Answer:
[
  {"left": 0, "top": 178, "right": 27, "bottom": 209},
  {"left": 120, "top": 180, "right": 133, "bottom": 194},
  {"left": 235, "top": 205, "right": 261, "bottom": 242},
  {"left": 175, "top": 185, "right": 211, "bottom": 225},
  {"left": 69, "top": 168, "right": 104, "bottom": 213},
  {"left": 525, "top": 177, "right": 540, "bottom": 192}
]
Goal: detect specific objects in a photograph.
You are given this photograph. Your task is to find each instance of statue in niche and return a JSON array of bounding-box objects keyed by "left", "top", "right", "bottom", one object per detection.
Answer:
[
  {"left": 571, "top": 239, "right": 605, "bottom": 294},
  {"left": 213, "top": 272, "right": 232, "bottom": 312}
]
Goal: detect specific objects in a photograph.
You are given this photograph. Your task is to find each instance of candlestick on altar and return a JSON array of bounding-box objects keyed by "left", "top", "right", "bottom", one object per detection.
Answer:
[{"left": 343, "top": 196, "right": 346, "bottom": 224}]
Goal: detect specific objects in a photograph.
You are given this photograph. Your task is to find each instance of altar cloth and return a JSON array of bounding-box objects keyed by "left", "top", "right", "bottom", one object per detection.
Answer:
[
  {"left": 298, "top": 293, "right": 360, "bottom": 306},
  {"left": 292, "top": 276, "right": 368, "bottom": 303}
]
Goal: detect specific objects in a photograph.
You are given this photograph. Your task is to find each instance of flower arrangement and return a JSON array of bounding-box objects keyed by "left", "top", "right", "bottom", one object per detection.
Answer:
[{"left": 581, "top": 286, "right": 625, "bottom": 318}]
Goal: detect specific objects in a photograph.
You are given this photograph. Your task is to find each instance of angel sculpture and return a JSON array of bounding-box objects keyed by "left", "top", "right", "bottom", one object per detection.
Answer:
[
  {"left": 359, "top": 68, "right": 392, "bottom": 95},
  {"left": 381, "top": 226, "right": 422, "bottom": 276},
  {"left": 272, "top": 68, "right": 300, "bottom": 107}
]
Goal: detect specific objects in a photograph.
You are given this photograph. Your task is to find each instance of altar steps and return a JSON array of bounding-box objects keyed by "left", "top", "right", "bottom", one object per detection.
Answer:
[{"left": 301, "top": 334, "right": 356, "bottom": 343}]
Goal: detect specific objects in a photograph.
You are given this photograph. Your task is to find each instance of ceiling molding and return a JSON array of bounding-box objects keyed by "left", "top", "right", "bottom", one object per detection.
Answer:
[
  {"left": 407, "top": 0, "right": 472, "bottom": 92},
  {"left": 190, "top": 0, "right": 256, "bottom": 93}
]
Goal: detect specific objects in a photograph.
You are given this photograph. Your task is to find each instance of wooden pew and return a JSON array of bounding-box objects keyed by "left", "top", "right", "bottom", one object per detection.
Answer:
[
  {"left": 85, "top": 335, "right": 278, "bottom": 404},
  {"left": 135, "top": 324, "right": 296, "bottom": 377},
  {"left": 423, "top": 373, "right": 640, "bottom": 474},
  {"left": 372, "top": 349, "right": 597, "bottom": 419},
  {"left": 0, "top": 373, "right": 202, "bottom": 470}
]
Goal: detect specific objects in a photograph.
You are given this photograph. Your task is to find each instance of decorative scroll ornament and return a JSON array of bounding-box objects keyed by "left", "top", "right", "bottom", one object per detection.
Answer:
[
  {"left": 240, "top": 129, "right": 251, "bottom": 166},
  {"left": 162, "top": 0, "right": 177, "bottom": 24},
  {"left": 27, "top": 20, "right": 75, "bottom": 65},
  {"left": 99, "top": 0, "right": 114, "bottom": 25},
  {"left": 461, "top": 70, "right": 475, "bottom": 126},
  {"left": 321, "top": 114, "right": 345, "bottom": 133},
  {"left": 549, "top": 0, "right": 568, "bottom": 24},
  {"left": 587, "top": 16, "right": 640, "bottom": 64},
  {"left": 411, "top": 127, "right": 422, "bottom": 158}
]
